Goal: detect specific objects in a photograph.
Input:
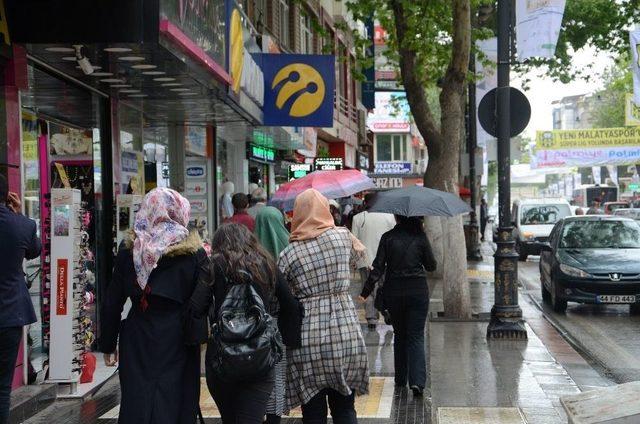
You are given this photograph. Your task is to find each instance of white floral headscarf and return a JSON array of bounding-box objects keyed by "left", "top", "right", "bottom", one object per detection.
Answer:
[{"left": 133, "top": 188, "right": 191, "bottom": 290}]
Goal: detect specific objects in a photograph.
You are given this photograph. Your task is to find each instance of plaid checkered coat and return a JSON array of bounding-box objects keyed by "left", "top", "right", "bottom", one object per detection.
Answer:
[{"left": 278, "top": 227, "right": 370, "bottom": 409}]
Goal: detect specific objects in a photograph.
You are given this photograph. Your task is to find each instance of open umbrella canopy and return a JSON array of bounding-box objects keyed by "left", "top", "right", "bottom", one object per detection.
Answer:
[
  {"left": 368, "top": 186, "right": 471, "bottom": 217},
  {"left": 270, "top": 170, "right": 374, "bottom": 211}
]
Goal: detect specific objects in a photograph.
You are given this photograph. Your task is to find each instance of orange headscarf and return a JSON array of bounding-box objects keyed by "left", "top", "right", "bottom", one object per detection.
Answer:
[{"left": 290, "top": 189, "right": 335, "bottom": 241}]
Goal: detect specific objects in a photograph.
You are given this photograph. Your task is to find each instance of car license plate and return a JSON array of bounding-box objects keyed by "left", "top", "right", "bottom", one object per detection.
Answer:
[{"left": 597, "top": 295, "right": 636, "bottom": 304}]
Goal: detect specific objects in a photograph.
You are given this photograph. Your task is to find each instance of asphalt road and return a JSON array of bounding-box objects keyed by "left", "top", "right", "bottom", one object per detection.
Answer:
[{"left": 519, "top": 257, "right": 640, "bottom": 383}]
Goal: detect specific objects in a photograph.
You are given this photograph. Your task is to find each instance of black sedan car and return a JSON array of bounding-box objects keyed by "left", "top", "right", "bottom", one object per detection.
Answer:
[{"left": 539, "top": 216, "right": 640, "bottom": 313}]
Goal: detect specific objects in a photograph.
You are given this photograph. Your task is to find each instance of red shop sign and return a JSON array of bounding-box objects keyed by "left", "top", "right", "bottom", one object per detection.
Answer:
[{"left": 56, "top": 259, "right": 68, "bottom": 315}]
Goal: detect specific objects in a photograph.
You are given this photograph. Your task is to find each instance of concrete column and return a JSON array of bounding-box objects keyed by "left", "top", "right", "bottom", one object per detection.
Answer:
[
  {"left": 168, "top": 124, "right": 185, "bottom": 191},
  {"left": 227, "top": 141, "right": 248, "bottom": 194}
]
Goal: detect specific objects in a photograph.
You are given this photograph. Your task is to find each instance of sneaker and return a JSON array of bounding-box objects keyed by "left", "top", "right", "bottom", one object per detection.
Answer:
[{"left": 410, "top": 385, "right": 424, "bottom": 396}]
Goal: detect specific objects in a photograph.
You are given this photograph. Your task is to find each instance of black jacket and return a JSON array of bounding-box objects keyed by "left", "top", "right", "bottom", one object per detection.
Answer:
[
  {"left": 361, "top": 223, "right": 436, "bottom": 298},
  {"left": 100, "top": 231, "right": 209, "bottom": 424},
  {"left": 0, "top": 204, "right": 41, "bottom": 328},
  {"left": 189, "top": 256, "right": 303, "bottom": 348}
]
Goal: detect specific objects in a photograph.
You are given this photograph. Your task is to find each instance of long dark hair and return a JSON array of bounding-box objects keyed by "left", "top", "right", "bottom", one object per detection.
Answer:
[
  {"left": 211, "top": 223, "right": 276, "bottom": 293},
  {"left": 394, "top": 215, "right": 424, "bottom": 233}
]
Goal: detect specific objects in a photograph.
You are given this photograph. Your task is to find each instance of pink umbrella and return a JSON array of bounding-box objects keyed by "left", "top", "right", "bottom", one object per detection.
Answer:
[{"left": 269, "top": 170, "right": 375, "bottom": 211}]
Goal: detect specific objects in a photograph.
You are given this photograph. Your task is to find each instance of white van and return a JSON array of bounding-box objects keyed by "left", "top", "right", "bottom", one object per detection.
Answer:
[{"left": 512, "top": 198, "right": 573, "bottom": 261}]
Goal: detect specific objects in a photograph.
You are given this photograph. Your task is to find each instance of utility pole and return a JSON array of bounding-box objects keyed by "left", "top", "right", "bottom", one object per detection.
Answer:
[{"left": 486, "top": 0, "right": 527, "bottom": 339}]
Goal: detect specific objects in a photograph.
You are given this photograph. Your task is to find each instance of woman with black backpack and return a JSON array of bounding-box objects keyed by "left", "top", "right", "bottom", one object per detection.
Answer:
[{"left": 189, "top": 223, "right": 302, "bottom": 423}]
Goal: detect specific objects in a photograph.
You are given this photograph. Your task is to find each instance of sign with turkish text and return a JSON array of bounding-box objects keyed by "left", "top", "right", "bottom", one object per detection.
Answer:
[
  {"left": 259, "top": 54, "right": 335, "bottom": 127},
  {"left": 367, "top": 92, "right": 411, "bottom": 133},
  {"left": 372, "top": 177, "right": 402, "bottom": 189},
  {"left": 247, "top": 143, "right": 276, "bottom": 163},
  {"left": 56, "top": 259, "right": 68, "bottom": 315},
  {"left": 185, "top": 126, "right": 207, "bottom": 156},
  {"left": 534, "top": 128, "right": 640, "bottom": 167},
  {"left": 374, "top": 162, "right": 412, "bottom": 174},
  {"left": 186, "top": 182, "right": 207, "bottom": 195},
  {"left": 315, "top": 157, "right": 343, "bottom": 171},
  {"left": 288, "top": 163, "right": 314, "bottom": 180}
]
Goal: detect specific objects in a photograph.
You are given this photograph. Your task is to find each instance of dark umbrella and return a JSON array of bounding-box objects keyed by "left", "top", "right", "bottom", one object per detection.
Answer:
[{"left": 368, "top": 186, "right": 471, "bottom": 217}]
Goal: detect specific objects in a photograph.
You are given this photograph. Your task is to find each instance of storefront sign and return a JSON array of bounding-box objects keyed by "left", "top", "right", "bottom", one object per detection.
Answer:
[
  {"left": 367, "top": 92, "right": 411, "bottom": 133},
  {"left": 186, "top": 165, "right": 206, "bottom": 178},
  {"left": 534, "top": 128, "right": 640, "bottom": 167},
  {"left": 372, "top": 177, "right": 403, "bottom": 189},
  {"left": 247, "top": 143, "right": 276, "bottom": 163},
  {"left": 315, "top": 157, "right": 343, "bottom": 171},
  {"left": 357, "top": 152, "right": 370, "bottom": 171},
  {"left": 374, "top": 162, "right": 412, "bottom": 174},
  {"left": 161, "top": 0, "right": 226, "bottom": 67},
  {"left": 260, "top": 54, "right": 335, "bottom": 127},
  {"left": 161, "top": 161, "right": 170, "bottom": 179},
  {"left": 288, "top": 163, "right": 314, "bottom": 180},
  {"left": 56, "top": 259, "right": 68, "bottom": 315},
  {"left": 186, "top": 182, "right": 207, "bottom": 195},
  {"left": 190, "top": 199, "right": 207, "bottom": 213},
  {"left": 253, "top": 129, "right": 275, "bottom": 146},
  {"left": 625, "top": 93, "right": 640, "bottom": 126},
  {"left": 185, "top": 126, "right": 207, "bottom": 156},
  {"left": 121, "top": 152, "right": 138, "bottom": 174},
  {"left": 227, "top": 0, "right": 264, "bottom": 121}
]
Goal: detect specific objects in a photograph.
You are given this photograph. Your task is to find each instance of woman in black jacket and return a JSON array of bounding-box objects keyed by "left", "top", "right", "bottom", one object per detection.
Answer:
[
  {"left": 101, "top": 188, "right": 210, "bottom": 424},
  {"left": 359, "top": 215, "right": 436, "bottom": 396},
  {"left": 189, "top": 223, "right": 302, "bottom": 423}
]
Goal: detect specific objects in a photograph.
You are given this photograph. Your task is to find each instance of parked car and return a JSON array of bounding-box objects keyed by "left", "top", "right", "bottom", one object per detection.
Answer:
[
  {"left": 603, "top": 201, "right": 629, "bottom": 215},
  {"left": 512, "top": 198, "right": 573, "bottom": 261},
  {"left": 539, "top": 216, "right": 640, "bottom": 313},
  {"left": 613, "top": 208, "right": 640, "bottom": 221}
]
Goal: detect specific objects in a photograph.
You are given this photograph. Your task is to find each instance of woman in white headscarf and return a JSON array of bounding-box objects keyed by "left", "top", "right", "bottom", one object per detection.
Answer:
[{"left": 101, "top": 188, "right": 210, "bottom": 424}]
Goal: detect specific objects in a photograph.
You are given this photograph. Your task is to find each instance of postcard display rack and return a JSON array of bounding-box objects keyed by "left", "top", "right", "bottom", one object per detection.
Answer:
[{"left": 49, "top": 189, "right": 93, "bottom": 389}]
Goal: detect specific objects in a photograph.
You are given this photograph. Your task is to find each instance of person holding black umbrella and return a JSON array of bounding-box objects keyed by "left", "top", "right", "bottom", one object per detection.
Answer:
[{"left": 358, "top": 215, "right": 436, "bottom": 396}]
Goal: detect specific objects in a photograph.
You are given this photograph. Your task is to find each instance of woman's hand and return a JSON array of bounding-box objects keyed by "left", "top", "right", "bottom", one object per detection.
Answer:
[
  {"left": 7, "top": 192, "right": 21, "bottom": 214},
  {"left": 103, "top": 351, "right": 119, "bottom": 366},
  {"left": 357, "top": 296, "right": 367, "bottom": 304}
]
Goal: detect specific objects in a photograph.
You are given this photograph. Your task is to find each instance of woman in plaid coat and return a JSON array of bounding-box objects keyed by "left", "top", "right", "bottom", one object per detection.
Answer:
[{"left": 278, "top": 189, "right": 369, "bottom": 423}]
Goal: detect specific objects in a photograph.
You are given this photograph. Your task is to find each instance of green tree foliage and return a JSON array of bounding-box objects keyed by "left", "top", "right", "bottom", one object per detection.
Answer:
[{"left": 591, "top": 54, "right": 633, "bottom": 128}]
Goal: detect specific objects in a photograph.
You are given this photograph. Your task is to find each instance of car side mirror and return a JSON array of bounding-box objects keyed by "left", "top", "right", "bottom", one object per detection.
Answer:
[{"left": 538, "top": 242, "right": 552, "bottom": 252}]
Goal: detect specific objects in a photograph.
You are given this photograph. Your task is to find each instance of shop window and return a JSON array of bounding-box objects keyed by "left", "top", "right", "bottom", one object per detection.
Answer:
[{"left": 376, "top": 134, "right": 406, "bottom": 162}]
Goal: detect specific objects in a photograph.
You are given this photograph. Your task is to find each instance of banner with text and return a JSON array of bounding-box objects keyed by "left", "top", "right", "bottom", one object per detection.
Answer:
[
  {"left": 516, "top": 0, "right": 566, "bottom": 60},
  {"left": 631, "top": 30, "right": 640, "bottom": 105},
  {"left": 534, "top": 128, "right": 640, "bottom": 167}
]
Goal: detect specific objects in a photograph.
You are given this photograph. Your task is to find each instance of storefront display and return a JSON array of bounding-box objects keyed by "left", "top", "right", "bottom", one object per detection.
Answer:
[{"left": 49, "top": 189, "right": 95, "bottom": 389}]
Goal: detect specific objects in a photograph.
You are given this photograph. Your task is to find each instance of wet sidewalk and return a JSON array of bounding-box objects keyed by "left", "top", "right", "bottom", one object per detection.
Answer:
[{"left": 428, "top": 243, "right": 612, "bottom": 424}]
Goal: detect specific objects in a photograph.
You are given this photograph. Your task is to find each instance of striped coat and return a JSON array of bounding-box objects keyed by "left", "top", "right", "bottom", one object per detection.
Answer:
[{"left": 278, "top": 227, "right": 369, "bottom": 409}]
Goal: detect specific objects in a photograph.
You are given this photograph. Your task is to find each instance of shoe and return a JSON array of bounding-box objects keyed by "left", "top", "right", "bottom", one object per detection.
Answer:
[
  {"left": 410, "top": 385, "right": 424, "bottom": 396},
  {"left": 367, "top": 323, "right": 377, "bottom": 330}
]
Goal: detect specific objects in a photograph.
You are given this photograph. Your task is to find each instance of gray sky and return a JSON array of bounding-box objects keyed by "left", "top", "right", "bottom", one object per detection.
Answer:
[{"left": 513, "top": 46, "right": 615, "bottom": 139}]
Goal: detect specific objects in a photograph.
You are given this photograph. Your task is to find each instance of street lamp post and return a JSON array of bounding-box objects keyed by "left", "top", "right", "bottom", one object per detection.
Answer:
[{"left": 486, "top": 0, "right": 527, "bottom": 339}]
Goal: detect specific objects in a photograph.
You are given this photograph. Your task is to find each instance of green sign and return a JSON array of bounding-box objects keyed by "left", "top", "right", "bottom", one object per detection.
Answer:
[
  {"left": 288, "top": 163, "right": 313, "bottom": 180},
  {"left": 629, "top": 183, "right": 639, "bottom": 191},
  {"left": 247, "top": 143, "right": 276, "bottom": 163},
  {"left": 253, "top": 129, "right": 275, "bottom": 146}
]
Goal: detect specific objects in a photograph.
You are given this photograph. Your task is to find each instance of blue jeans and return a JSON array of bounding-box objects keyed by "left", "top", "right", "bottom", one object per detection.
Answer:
[
  {"left": 386, "top": 294, "right": 428, "bottom": 388},
  {"left": 0, "top": 327, "right": 22, "bottom": 424}
]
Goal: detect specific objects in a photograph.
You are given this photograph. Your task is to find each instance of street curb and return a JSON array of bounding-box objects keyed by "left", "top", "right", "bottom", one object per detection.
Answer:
[{"left": 521, "top": 281, "right": 617, "bottom": 385}]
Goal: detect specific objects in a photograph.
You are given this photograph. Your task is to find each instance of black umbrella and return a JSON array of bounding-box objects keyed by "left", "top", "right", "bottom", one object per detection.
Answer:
[{"left": 368, "top": 186, "right": 471, "bottom": 217}]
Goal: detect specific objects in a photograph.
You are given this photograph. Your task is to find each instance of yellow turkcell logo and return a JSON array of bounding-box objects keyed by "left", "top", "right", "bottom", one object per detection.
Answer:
[{"left": 271, "top": 64, "right": 325, "bottom": 117}]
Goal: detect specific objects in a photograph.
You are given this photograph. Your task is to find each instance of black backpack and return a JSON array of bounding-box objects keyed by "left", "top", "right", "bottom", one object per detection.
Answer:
[{"left": 207, "top": 271, "right": 283, "bottom": 382}]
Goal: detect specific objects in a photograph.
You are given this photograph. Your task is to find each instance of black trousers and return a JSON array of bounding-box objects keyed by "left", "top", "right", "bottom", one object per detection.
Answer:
[
  {"left": 0, "top": 327, "right": 22, "bottom": 424},
  {"left": 386, "top": 294, "right": 428, "bottom": 388},
  {"left": 301, "top": 389, "right": 356, "bottom": 424},
  {"left": 207, "top": 371, "right": 274, "bottom": 424}
]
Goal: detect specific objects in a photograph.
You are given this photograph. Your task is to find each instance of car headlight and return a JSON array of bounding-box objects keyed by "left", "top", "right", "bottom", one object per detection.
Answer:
[
  {"left": 522, "top": 231, "right": 535, "bottom": 241},
  {"left": 560, "top": 264, "right": 592, "bottom": 278}
]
